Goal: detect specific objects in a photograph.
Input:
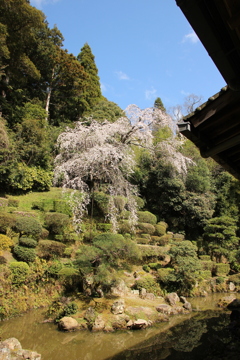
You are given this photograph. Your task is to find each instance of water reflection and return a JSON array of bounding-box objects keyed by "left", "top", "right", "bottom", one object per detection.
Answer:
[{"left": 0, "top": 294, "right": 239, "bottom": 360}]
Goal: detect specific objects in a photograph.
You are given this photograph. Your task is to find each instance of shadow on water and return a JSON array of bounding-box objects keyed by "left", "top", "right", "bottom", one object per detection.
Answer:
[{"left": 107, "top": 310, "right": 240, "bottom": 360}]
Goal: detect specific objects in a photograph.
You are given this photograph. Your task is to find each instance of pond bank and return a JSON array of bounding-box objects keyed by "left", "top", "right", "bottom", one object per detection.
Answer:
[{"left": 0, "top": 293, "right": 238, "bottom": 360}]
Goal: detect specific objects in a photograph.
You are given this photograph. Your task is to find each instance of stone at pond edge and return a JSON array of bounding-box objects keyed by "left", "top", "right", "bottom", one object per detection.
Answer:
[
  {"left": 111, "top": 300, "right": 125, "bottom": 315},
  {"left": 58, "top": 316, "right": 79, "bottom": 331},
  {"left": 0, "top": 338, "right": 41, "bottom": 360},
  {"left": 165, "top": 292, "right": 180, "bottom": 306}
]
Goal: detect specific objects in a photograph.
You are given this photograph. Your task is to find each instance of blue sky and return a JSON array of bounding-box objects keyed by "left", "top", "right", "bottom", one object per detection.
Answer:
[{"left": 30, "top": 0, "right": 226, "bottom": 112}]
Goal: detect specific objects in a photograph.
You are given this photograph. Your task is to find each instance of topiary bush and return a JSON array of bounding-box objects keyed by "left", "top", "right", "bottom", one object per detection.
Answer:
[
  {"left": 44, "top": 213, "right": 70, "bottom": 236},
  {"left": 148, "top": 262, "right": 162, "bottom": 270},
  {"left": 113, "top": 196, "right": 127, "bottom": 212},
  {"left": 96, "top": 223, "right": 112, "bottom": 232},
  {"left": 14, "top": 216, "right": 42, "bottom": 239},
  {"left": 19, "top": 237, "right": 38, "bottom": 248},
  {"left": 137, "top": 211, "right": 157, "bottom": 225},
  {"left": 157, "top": 234, "right": 172, "bottom": 246},
  {"left": 13, "top": 245, "right": 36, "bottom": 263},
  {"left": 200, "top": 260, "right": 214, "bottom": 271},
  {"left": 0, "top": 213, "right": 16, "bottom": 233},
  {"left": 173, "top": 233, "right": 185, "bottom": 241},
  {"left": 136, "top": 237, "right": 150, "bottom": 244},
  {"left": 0, "top": 234, "right": 14, "bottom": 252},
  {"left": 155, "top": 221, "right": 168, "bottom": 236},
  {"left": 9, "top": 261, "right": 30, "bottom": 285},
  {"left": 38, "top": 240, "right": 66, "bottom": 259},
  {"left": 118, "top": 221, "right": 134, "bottom": 235},
  {"left": 47, "top": 260, "right": 63, "bottom": 278},
  {"left": 157, "top": 267, "right": 175, "bottom": 283},
  {"left": 93, "top": 191, "right": 109, "bottom": 216},
  {"left": 137, "top": 222, "right": 155, "bottom": 234},
  {"left": 199, "top": 255, "right": 211, "bottom": 261},
  {"left": 133, "top": 196, "right": 145, "bottom": 210}
]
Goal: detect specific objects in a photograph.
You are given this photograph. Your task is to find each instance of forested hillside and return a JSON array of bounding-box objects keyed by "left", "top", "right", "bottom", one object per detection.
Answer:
[{"left": 0, "top": 0, "right": 240, "bottom": 322}]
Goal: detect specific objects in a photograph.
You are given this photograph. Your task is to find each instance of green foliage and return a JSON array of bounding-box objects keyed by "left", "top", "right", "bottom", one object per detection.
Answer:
[
  {"left": 0, "top": 234, "right": 14, "bottom": 252},
  {"left": 13, "top": 245, "right": 36, "bottom": 263},
  {"left": 137, "top": 245, "right": 165, "bottom": 260},
  {"left": 44, "top": 212, "right": 70, "bottom": 235},
  {"left": 157, "top": 267, "right": 175, "bottom": 283},
  {"left": 153, "top": 126, "right": 172, "bottom": 145},
  {"left": 134, "top": 274, "right": 162, "bottom": 296},
  {"left": 32, "top": 199, "right": 55, "bottom": 212},
  {"left": 0, "top": 198, "right": 8, "bottom": 211},
  {"left": 154, "top": 97, "right": 166, "bottom": 112},
  {"left": 142, "top": 264, "right": 150, "bottom": 272},
  {"left": 203, "top": 216, "right": 239, "bottom": 264},
  {"left": 9, "top": 163, "right": 52, "bottom": 192},
  {"left": 199, "top": 270, "right": 212, "bottom": 280},
  {"left": 47, "top": 260, "right": 63, "bottom": 277},
  {"left": 136, "top": 237, "right": 149, "bottom": 244},
  {"left": 0, "top": 213, "right": 16, "bottom": 233},
  {"left": 89, "top": 98, "right": 123, "bottom": 123},
  {"left": 216, "top": 276, "right": 225, "bottom": 284},
  {"left": 53, "top": 200, "right": 72, "bottom": 216},
  {"left": 185, "top": 159, "right": 211, "bottom": 194},
  {"left": 93, "top": 191, "right": 109, "bottom": 216},
  {"left": 200, "top": 260, "right": 214, "bottom": 271},
  {"left": 137, "top": 211, "right": 157, "bottom": 225},
  {"left": 37, "top": 240, "right": 66, "bottom": 259},
  {"left": 157, "top": 234, "right": 172, "bottom": 246},
  {"left": 155, "top": 222, "right": 168, "bottom": 236},
  {"left": 9, "top": 261, "right": 30, "bottom": 286},
  {"left": 7, "top": 197, "right": 19, "bottom": 207},
  {"left": 168, "top": 240, "right": 203, "bottom": 293},
  {"left": 19, "top": 237, "right": 38, "bottom": 248},
  {"left": 148, "top": 262, "right": 162, "bottom": 270},
  {"left": 214, "top": 263, "right": 230, "bottom": 276},
  {"left": 77, "top": 43, "right": 102, "bottom": 115},
  {"left": 137, "top": 222, "right": 155, "bottom": 234},
  {"left": 14, "top": 216, "right": 42, "bottom": 239},
  {"left": 96, "top": 223, "right": 112, "bottom": 232}
]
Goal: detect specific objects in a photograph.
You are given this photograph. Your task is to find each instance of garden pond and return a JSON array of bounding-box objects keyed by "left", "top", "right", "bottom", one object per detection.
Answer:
[{"left": 0, "top": 293, "right": 240, "bottom": 360}]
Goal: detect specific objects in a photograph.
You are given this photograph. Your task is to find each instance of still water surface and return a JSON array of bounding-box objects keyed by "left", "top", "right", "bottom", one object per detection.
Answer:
[{"left": 0, "top": 293, "right": 239, "bottom": 360}]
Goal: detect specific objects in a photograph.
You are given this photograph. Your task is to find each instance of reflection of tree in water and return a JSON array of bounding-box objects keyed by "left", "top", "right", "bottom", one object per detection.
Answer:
[
  {"left": 108, "top": 311, "right": 240, "bottom": 360},
  {"left": 171, "top": 319, "right": 207, "bottom": 352}
]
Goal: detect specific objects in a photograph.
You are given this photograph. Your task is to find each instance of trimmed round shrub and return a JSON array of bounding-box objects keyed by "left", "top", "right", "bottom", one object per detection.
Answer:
[
  {"left": 0, "top": 213, "right": 16, "bottom": 233},
  {"left": 136, "top": 237, "right": 149, "bottom": 244},
  {"left": 158, "top": 234, "right": 172, "bottom": 246},
  {"left": 148, "top": 262, "right": 162, "bottom": 270},
  {"left": 0, "top": 197, "right": 8, "bottom": 211},
  {"left": 40, "top": 228, "right": 49, "bottom": 239},
  {"left": 173, "top": 233, "right": 185, "bottom": 241},
  {"left": 137, "top": 222, "right": 155, "bottom": 234},
  {"left": 9, "top": 261, "right": 30, "bottom": 285},
  {"left": 200, "top": 260, "right": 214, "bottom": 271},
  {"left": 133, "top": 196, "right": 145, "bottom": 210},
  {"left": 137, "top": 211, "right": 157, "bottom": 225},
  {"left": 0, "top": 234, "right": 14, "bottom": 251},
  {"left": 216, "top": 276, "right": 225, "bottom": 284},
  {"left": 118, "top": 221, "right": 134, "bottom": 235},
  {"left": 113, "top": 196, "right": 127, "bottom": 212},
  {"left": 199, "top": 255, "right": 211, "bottom": 261},
  {"left": 14, "top": 216, "right": 42, "bottom": 239},
  {"left": 44, "top": 213, "right": 70, "bottom": 235},
  {"left": 200, "top": 270, "right": 212, "bottom": 280},
  {"left": 93, "top": 191, "right": 109, "bottom": 216},
  {"left": 142, "top": 264, "right": 150, "bottom": 272},
  {"left": 96, "top": 223, "right": 112, "bottom": 232},
  {"left": 38, "top": 240, "right": 66, "bottom": 259},
  {"left": 13, "top": 245, "right": 36, "bottom": 263},
  {"left": 19, "top": 237, "right": 38, "bottom": 248},
  {"left": 150, "top": 236, "right": 161, "bottom": 244},
  {"left": 155, "top": 221, "right": 168, "bottom": 236}
]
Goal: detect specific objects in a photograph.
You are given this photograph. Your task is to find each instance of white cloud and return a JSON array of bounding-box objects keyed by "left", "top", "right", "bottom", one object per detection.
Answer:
[
  {"left": 31, "top": 0, "right": 60, "bottom": 8},
  {"left": 100, "top": 83, "right": 107, "bottom": 93},
  {"left": 115, "top": 71, "right": 130, "bottom": 80},
  {"left": 180, "top": 90, "right": 190, "bottom": 96},
  {"left": 145, "top": 87, "right": 157, "bottom": 100},
  {"left": 182, "top": 30, "right": 199, "bottom": 44}
]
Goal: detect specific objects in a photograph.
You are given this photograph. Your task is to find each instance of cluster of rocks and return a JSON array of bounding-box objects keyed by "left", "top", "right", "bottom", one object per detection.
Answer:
[
  {"left": 0, "top": 338, "right": 41, "bottom": 360},
  {"left": 58, "top": 292, "right": 192, "bottom": 332}
]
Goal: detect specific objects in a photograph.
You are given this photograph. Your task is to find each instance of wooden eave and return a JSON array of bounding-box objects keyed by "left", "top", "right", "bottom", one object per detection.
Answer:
[{"left": 176, "top": 0, "right": 240, "bottom": 179}]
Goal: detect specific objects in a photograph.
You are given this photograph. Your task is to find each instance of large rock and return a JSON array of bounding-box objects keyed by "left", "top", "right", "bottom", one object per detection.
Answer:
[
  {"left": 156, "top": 304, "right": 172, "bottom": 315},
  {"left": 110, "top": 279, "right": 129, "bottom": 297},
  {"left": 58, "top": 316, "right": 79, "bottom": 331},
  {"left": 180, "top": 296, "right": 192, "bottom": 312},
  {"left": 92, "top": 315, "right": 105, "bottom": 331},
  {"left": 111, "top": 300, "right": 125, "bottom": 315},
  {"left": 165, "top": 292, "right": 180, "bottom": 306},
  {"left": 0, "top": 338, "right": 41, "bottom": 360},
  {"left": 131, "top": 319, "right": 148, "bottom": 330}
]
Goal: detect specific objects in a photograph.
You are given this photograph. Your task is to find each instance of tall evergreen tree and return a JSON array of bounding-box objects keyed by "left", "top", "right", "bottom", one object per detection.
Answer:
[
  {"left": 154, "top": 97, "right": 166, "bottom": 112},
  {"left": 77, "top": 43, "right": 101, "bottom": 115}
]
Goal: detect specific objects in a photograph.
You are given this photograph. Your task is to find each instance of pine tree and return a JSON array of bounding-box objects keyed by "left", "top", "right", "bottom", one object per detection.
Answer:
[
  {"left": 77, "top": 43, "right": 101, "bottom": 115},
  {"left": 154, "top": 97, "right": 166, "bottom": 112}
]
